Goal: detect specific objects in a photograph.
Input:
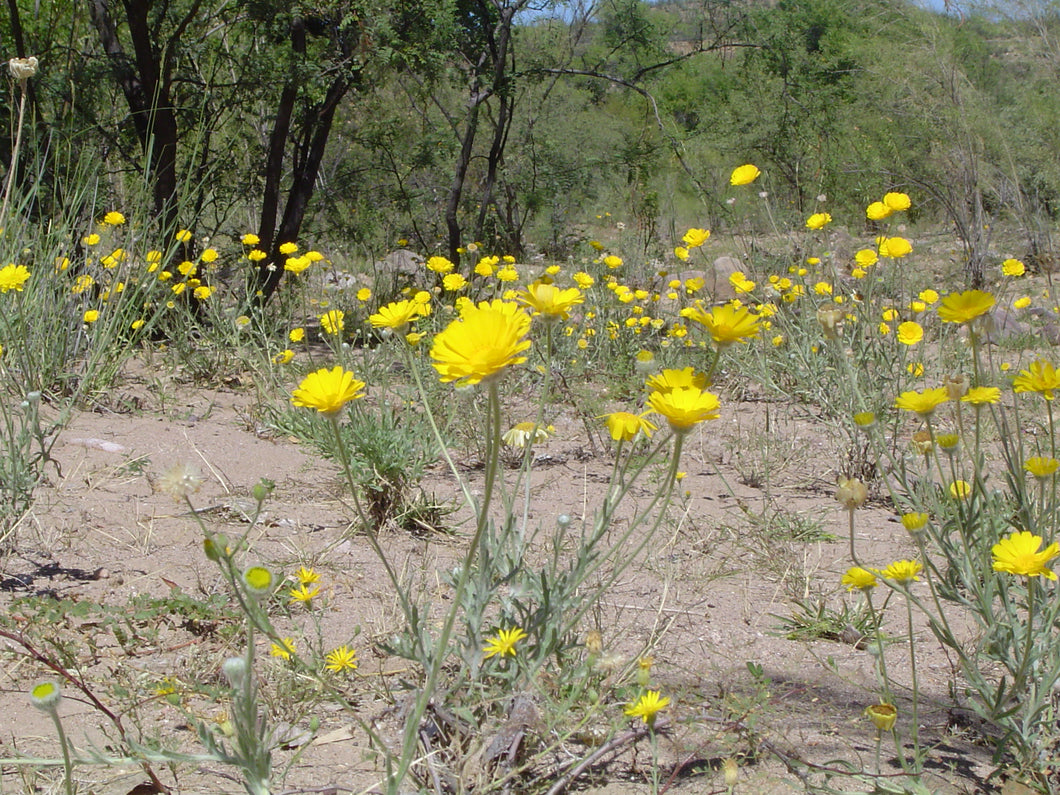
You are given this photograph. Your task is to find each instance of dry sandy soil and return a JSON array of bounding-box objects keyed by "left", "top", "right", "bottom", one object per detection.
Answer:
[{"left": 0, "top": 372, "right": 1002, "bottom": 794}]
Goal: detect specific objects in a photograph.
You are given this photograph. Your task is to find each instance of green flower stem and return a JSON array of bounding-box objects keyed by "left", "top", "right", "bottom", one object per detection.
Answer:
[
  {"left": 903, "top": 589, "right": 921, "bottom": 772},
  {"left": 47, "top": 709, "right": 74, "bottom": 795},
  {"left": 1012, "top": 578, "right": 1037, "bottom": 696},
  {"left": 392, "top": 382, "right": 503, "bottom": 791},
  {"left": 863, "top": 592, "right": 892, "bottom": 703},
  {"left": 0, "top": 77, "right": 28, "bottom": 227}
]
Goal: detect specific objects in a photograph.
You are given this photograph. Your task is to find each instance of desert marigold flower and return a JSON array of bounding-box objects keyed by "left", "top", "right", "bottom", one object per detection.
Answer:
[
  {"left": 175, "top": 229, "right": 192, "bottom": 243},
  {"left": 102, "top": 211, "right": 125, "bottom": 226},
  {"left": 937, "top": 290, "right": 995, "bottom": 324},
  {"left": 284, "top": 255, "right": 311, "bottom": 274},
  {"left": 682, "top": 228, "right": 710, "bottom": 248},
  {"left": 502, "top": 421, "right": 551, "bottom": 448},
  {"left": 880, "top": 559, "right": 922, "bottom": 583},
  {"left": 681, "top": 302, "right": 761, "bottom": 347},
  {"left": 572, "top": 271, "right": 594, "bottom": 289},
  {"left": 919, "top": 288, "right": 939, "bottom": 304},
  {"left": 426, "top": 255, "right": 455, "bottom": 274},
  {"left": 901, "top": 512, "right": 929, "bottom": 533},
  {"left": 854, "top": 249, "right": 879, "bottom": 268},
  {"left": 883, "top": 192, "right": 911, "bottom": 211},
  {"left": 248, "top": 249, "right": 267, "bottom": 261},
  {"left": 291, "top": 365, "right": 365, "bottom": 414},
  {"left": 842, "top": 566, "right": 877, "bottom": 591},
  {"left": 730, "top": 164, "right": 760, "bottom": 186},
  {"left": 324, "top": 646, "right": 358, "bottom": 672},
  {"left": 496, "top": 264, "right": 519, "bottom": 281},
  {"left": 1002, "top": 258, "right": 1025, "bottom": 277},
  {"left": 648, "top": 386, "right": 721, "bottom": 432},
  {"left": 603, "top": 255, "right": 623, "bottom": 269},
  {"left": 866, "top": 201, "right": 892, "bottom": 220},
  {"left": 242, "top": 233, "right": 260, "bottom": 246},
  {"left": 442, "top": 273, "right": 467, "bottom": 291},
  {"left": 193, "top": 285, "right": 214, "bottom": 300},
  {"left": 82, "top": 309, "right": 100, "bottom": 323},
  {"left": 1013, "top": 360, "right": 1060, "bottom": 400},
  {"left": 949, "top": 480, "right": 972, "bottom": 500},
  {"left": 674, "top": 247, "right": 689, "bottom": 262},
  {"left": 431, "top": 300, "right": 531, "bottom": 386},
  {"left": 853, "top": 411, "right": 876, "bottom": 428},
  {"left": 895, "top": 386, "right": 949, "bottom": 417},
  {"left": 0, "top": 263, "right": 30, "bottom": 293},
  {"left": 645, "top": 367, "right": 709, "bottom": 394},
  {"left": 865, "top": 702, "right": 897, "bottom": 732},
  {"left": 624, "top": 690, "right": 670, "bottom": 725},
  {"left": 270, "top": 637, "right": 296, "bottom": 660},
  {"left": 960, "top": 386, "right": 999, "bottom": 406},
  {"left": 320, "top": 310, "right": 345, "bottom": 336},
  {"left": 516, "top": 281, "right": 585, "bottom": 321},
  {"left": 278, "top": 241, "right": 298, "bottom": 255},
  {"left": 896, "top": 321, "right": 923, "bottom": 345},
  {"left": 602, "top": 411, "right": 657, "bottom": 441},
  {"left": 878, "top": 237, "right": 912, "bottom": 258},
  {"left": 370, "top": 299, "right": 430, "bottom": 331},
  {"left": 1025, "top": 456, "right": 1060, "bottom": 478},
  {"left": 483, "top": 626, "right": 528, "bottom": 659},
  {"left": 805, "top": 212, "right": 832, "bottom": 230},
  {"left": 243, "top": 565, "right": 275, "bottom": 597},
  {"left": 1014, "top": 296, "right": 1031, "bottom": 309},
  {"left": 992, "top": 530, "right": 1059, "bottom": 579}
]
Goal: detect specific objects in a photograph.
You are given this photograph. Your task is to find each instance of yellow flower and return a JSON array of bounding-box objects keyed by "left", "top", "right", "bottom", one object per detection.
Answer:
[
  {"left": 83, "top": 309, "right": 100, "bottom": 323},
  {"left": 805, "top": 212, "right": 832, "bottom": 230},
  {"left": 84, "top": 233, "right": 101, "bottom": 246},
  {"left": 426, "top": 255, "right": 455, "bottom": 274},
  {"left": 866, "top": 201, "right": 892, "bottom": 220},
  {"left": 279, "top": 241, "right": 298, "bottom": 255},
  {"left": 320, "top": 310, "right": 345, "bottom": 336},
  {"left": 879, "top": 559, "right": 922, "bottom": 583},
  {"left": 962, "top": 386, "right": 1000, "bottom": 405},
  {"left": 242, "top": 233, "right": 260, "bottom": 246},
  {"left": 896, "top": 321, "right": 923, "bottom": 345},
  {"left": 841, "top": 566, "right": 877, "bottom": 591},
  {"left": 496, "top": 264, "right": 519, "bottom": 281},
  {"left": 901, "top": 512, "right": 929, "bottom": 533},
  {"left": 1013, "top": 360, "right": 1060, "bottom": 400},
  {"left": 443, "top": 273, "right": 467, "bottom": 291},
  {"left": 1024, "top": 456, "right": 1060, "bottom": 478},
  {"left": 855, "top": 249, "right": 878, "bottom": 267},
  {"left": 273, "top": 349, "right": 294, "bottom": 364},
  {"left": 291, "top": 366, "right": 366, "bottom": 416},
  {"left": 357, "top": 287, "right": 372, "bottom": 302},
  {"left": 878, "top": 237, "right": 912, "bottom": 258},
  {"left": 602, "top": 411, "right": 657, "bottom": 441},
  {"left": 682, "top": 228, "right": 710, "bottom": 248},
  {"left": 853, "top": 411, "right": 875, "bottom": 427},
  {"left": 175, "top": 229, "right": 192, "bottom": 243},
  {"left": 1002, "top": 258, "right": 1025, "bottom": 277},
  {"left": 624, "top": 690, "right": 670, "bottom": 725},
  {"left": 937, "top": 290, "right": 995, "bottom": 324},
  {"left": 603, "top": 255, "right": 623, "bottom": 269},
  {"left": 502, "top": 421, "right": 551, "bottom": 448},
  {"left": 248, "top": 249, "right": 266, "bottom": 261},
  {"left": 645, "top": 367, "right": 709, "bottom": 394},
  {"left": 949, "top": 480, "right": 972, "bottom": 500},
  {"left": 1014, "top": 296, "right": 1031, "bottom": 309},
  {"left": 295, "top": 566, "right": 320, "bottom": 585},
  {"left": 572, "top": 271, "right": 594, "bottom": 289},
  {"left": 475, "top": 256, "right": 498, "bottom": 276},
  {"left": 284, "top": 256, "right": 311, "bottom": 274},
  {"left": 0, "top": 263, "right": 30, "bottom": 293},
  {"left": 200, "top": 248, "right": 218, "bottom": 264},
  {"left": 674, "top": 246, "right": 690, "bottom": 261},
  {"left": 324, "top": 646, "right": 358, "bottom": 672},
  {"left": 289, "top": 583, "right": 320, "bottom": 604},
  {"left": 648, "top": 387, "right": 721, "bottom": 432},
  {"left": 730, "top": 164, "right": 760, "bottom": 186},
  {"left": 883, "top": 192, "right": 911, "bottom": 211},
  {"left": 894, "top": 387, "right": 949, "bottom": 417},
  {"left": 919, "top": 288, "right": 939, "bottom": 304},
  {"left": 431, "top": 300, "right": 532, "bottom": 386},
  {"left": 681, "top": 302, "right": 760, "bottom": 347},
  {"left": 483, "top": 626, "right": 528, "bottom": 659},
  {"left": 193, "top": 285, "right": 214, "bottom": 300},
  {"left": 992, "top": 530, "right": 1059, "bottom": 579},
  {"left": 102, "top": 211, "right": 125, "bottom": 225},
  {"left": 516, "top": 281, "right": 585, "bottom": 321},
  {"left": 270, "top": 637, "right": 296, "bottom": 660},
  {"left": 370, "top": 299, "right": 430, "bottom": 330},
  {"left": 289, "top": 328, "right": 305, "bottom": 343}
]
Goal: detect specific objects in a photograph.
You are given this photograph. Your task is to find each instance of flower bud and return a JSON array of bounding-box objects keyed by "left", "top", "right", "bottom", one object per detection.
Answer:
[
  {"left": 30, "top": 681, "right": 61, "bottom": 712},
  {"left": 222, "top": 657, "right": 248, "bottom": 688}
]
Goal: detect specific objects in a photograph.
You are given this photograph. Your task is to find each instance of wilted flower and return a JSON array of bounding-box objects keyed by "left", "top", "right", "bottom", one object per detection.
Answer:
[
  {"left": 159, "top": 463, "right": 204, "bottom": 500},
  {"left": 835, "top": 477, "right": 868, "bottom": 510},
  {"left": 502, "top": 421, "right": 551, "bottom": 448},
  {"left": 8, "top": 56, "right": 38, "bottom": 81},
  {"left": 865, "top": 703, "right": 897, "bottom": 732}
]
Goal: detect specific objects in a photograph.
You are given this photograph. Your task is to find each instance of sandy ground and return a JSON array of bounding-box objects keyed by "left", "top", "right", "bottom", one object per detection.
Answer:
[{"left": 0, "top": 374, "right": 999, "bottom": 794}]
